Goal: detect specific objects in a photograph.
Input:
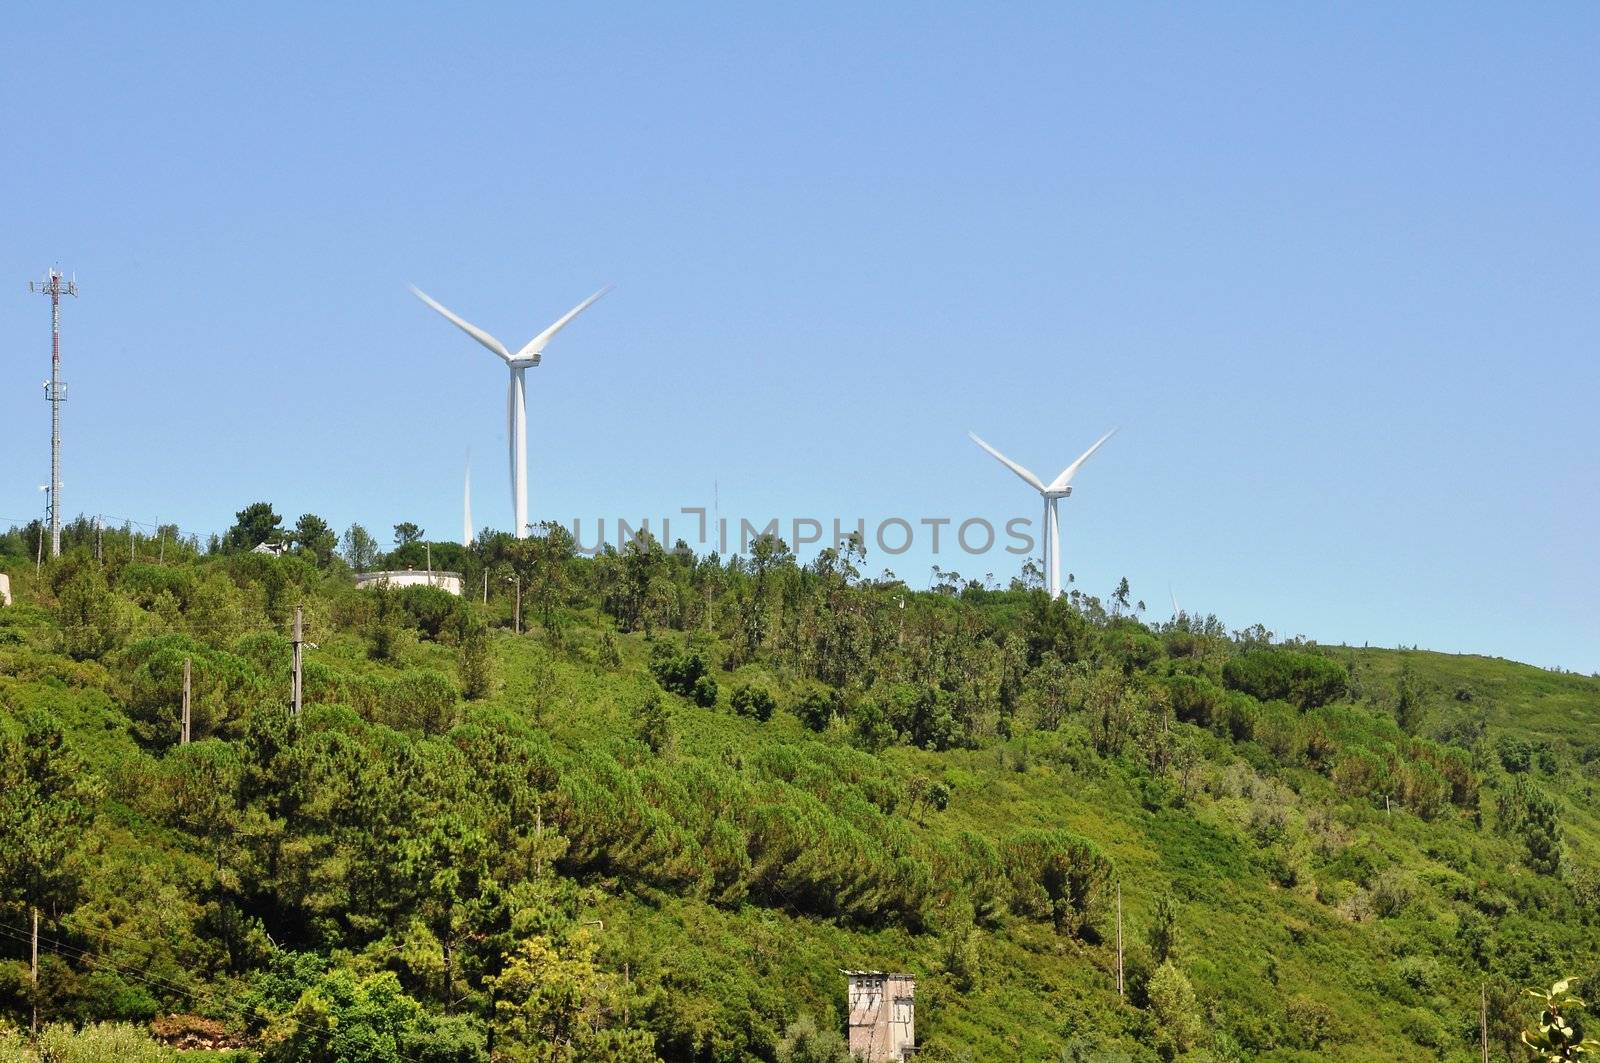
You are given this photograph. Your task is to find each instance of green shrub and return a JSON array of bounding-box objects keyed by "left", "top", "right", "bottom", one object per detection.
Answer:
[
  {"left": 1165, "top": 673, "right": 1222, "bottom": 728},
  {"left": 380, "top": 669, "right": 460, "bottom": 734},
  {"left": 56, "top": 565, "right": 129, "bottom": 661},
  {"left": 399, "top": 585, "right": 460, "bottom": 641},
  {"left": 1370, "top": 869, "right": 1415, "bottom": 917},
  {"left": 1002, "top": 829, "right": 1111, "bottom": 937},
  {"left": 730, "top": 683, "right": 776, "bottom": 722},
  {"left": 1216, "top": 691, "right": 1259, "bottom": 741},
  {"left": 691, "top": 674, "right": 719, "bottom": 707},
  {"left": 1147, "top": 961, "right": 1202, "bottom": 1054},
  {"left": 455, "top": 604, "right": 494, "bottom": 700},
  {"left": 1399, "top": 1007, "right": 1443, "bottom": 1048},
  {"left": 776, "top": 1014, "right": 850, "bottom": 1063},
  {"left": 34, "top": 1022, "right": 174, "bottom": 1062},
  {"left": 793, "top": 687, "right": 844, "bottom": 732},
  {"left": 1283, "top": 994, "right": 1340, "bottom": 1049},
  {"left": 650, "top": 643, "right": 718, "bottom": 706},
  {"left": 1394, "top": 954, "right": 1440, "bottom": 993},
  {"left": 75, "top": 970, "right": 160, "bottom": 1022},
  {"left": 1223, "top": 650, "right": 1347, "bottom": 710},
  {"left": 634, "top": 688, "right": 672, "bottom": 754}
]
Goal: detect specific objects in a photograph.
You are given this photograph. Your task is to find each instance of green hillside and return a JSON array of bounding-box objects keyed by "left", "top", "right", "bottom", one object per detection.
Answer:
[{"left": 0, "top": 511, "right": 1596, "bottom": 1062}]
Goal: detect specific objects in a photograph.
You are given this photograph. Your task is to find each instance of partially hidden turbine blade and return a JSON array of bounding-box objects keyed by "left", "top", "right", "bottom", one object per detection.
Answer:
[
  {"left": 411, "top": 286, "right": 513, "bottom": 363},
  {"left": 463, "top": 455, "right": 473, "bottom": 548},
  {"left": 515, "top": 284, "right": 614, "bottom": 361},
  {"left": 968, "top": 432, "right": 1046, "bottom": 493},
  {"left": 1047, "top": 428, "right": 1117, "bottom": 493}
]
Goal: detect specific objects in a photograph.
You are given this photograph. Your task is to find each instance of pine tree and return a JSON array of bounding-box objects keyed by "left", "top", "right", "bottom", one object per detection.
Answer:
[
  {"left": 634, "top": 689, "right": 673, "bottom": 755},
  {"left": 456, "top": 604, "right": 494, "bottom": 700},
  {"left": 1148, "top": 893, "right": 1180, "bottom": 965}
]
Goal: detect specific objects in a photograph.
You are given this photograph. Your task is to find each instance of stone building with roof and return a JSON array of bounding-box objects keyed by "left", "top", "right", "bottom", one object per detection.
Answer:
[{"left": 845, "top": 971, "right": 915, "bottom": 1061}]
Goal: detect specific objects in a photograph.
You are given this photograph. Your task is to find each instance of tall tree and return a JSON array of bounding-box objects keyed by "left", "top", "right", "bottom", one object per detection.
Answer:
[
  {"left": 56, "top": 563, "right": 126, "bottom": 661},
  {"left": 488, "top": 933, "right": 656, "bottom": 1062},
  {"left": 224, "top": 502, "right": 284, "bottom": 552},
  {"left": 342, "top": 523, "right": 380, "bottom": 572},
  {"left": 515, "top": 522, "right": 576, "bottom": 630},
  {"left": 294, "top": 513, "right": 338, "bottom": 566},
  {"left": 0, "top": 710, "right": 102, "bottom": 1031},
  {"left": 1147, "top": 893, "right": 1181, "bottom": 965},
  {"left": 393, "top": 522, "right": 424, "bottom": 548},
  {"left": 456, "top": 604, "right": 495, "bottom": 700}
]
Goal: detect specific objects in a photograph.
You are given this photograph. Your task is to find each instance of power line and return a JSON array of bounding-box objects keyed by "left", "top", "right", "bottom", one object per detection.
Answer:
[
  {"left": 0, "top": 920, "right": 217, "bottom": 1007},
  {"left": 0, "top": 917, "right": 427, "bottom": 1062}
]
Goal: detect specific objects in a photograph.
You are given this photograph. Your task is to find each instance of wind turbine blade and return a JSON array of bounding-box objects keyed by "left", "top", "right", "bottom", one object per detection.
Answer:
[
  {"left": 1047, "top": 428, "right": 1118, "bottom": 492},
  {"left": 463, "top": 456, "right": 473, "bottom": 548},
  {"left": 410, "top": 286, "right": 513, "bottom": 363},
  {"left": 968, "top": 432, "right": 1046, "bottom": 493},
  {"left": 515, "top": 284, "right": 613, "bottom": 360}
]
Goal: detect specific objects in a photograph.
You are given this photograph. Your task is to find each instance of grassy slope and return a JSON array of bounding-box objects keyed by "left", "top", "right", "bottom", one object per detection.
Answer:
[
  {"left": 475, "top": 627, "right": 1600, "bottom": 1062},
  {"left": 4, "top": 570, "right": 1599, "bottom": 1061},
  {"left": 1347, "top": 648, "right": 1600, "bottom": 860}
]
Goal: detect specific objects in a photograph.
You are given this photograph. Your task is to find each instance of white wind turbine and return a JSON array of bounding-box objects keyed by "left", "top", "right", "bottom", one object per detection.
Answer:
[
  {"left": 412, "top": 284, "right": 612, "bottom": 538},
  {"left": 969, "top": 428, "right": 1116, "bottom": 599}
]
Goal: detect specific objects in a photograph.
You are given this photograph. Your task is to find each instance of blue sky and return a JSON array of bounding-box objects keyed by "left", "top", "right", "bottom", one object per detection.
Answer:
[{"left": 2, "top": 4, "right": 1596, "bottom": 671}]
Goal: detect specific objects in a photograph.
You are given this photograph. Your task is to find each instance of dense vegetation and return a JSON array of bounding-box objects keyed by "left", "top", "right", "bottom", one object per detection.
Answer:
[{"left": 1, "top": 506, "right": 1597, "bottom": 1061}]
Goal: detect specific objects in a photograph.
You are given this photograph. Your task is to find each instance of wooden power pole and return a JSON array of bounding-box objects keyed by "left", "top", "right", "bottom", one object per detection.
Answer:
[
  {"left": 30, "top": 906, "right": 38, "bottom": 1036},
  {"left": 514, "top": 576, "right": 522, "bottom": 635},
  {"left": 291, "top": 605, "right": 303, "bottom": 718},
  {"left": 1115, "top": 881, "right": 1124, "bottom": 998},
  {"left": 1481, "top": 982, "right": 1489, "bottom": 1063},
  {"left": 181, "top": 657, "right": 192, "bottom": 744}
]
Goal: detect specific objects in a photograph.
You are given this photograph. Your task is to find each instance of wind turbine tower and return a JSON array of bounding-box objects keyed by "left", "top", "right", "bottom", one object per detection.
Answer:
[
  {"left": 29, "top": 268, "right": 77, "bottom": 559},
  {"left": 412, "top": 284, "right": 611, "bottom": 538},
  {"left": 969, "top": 428, "right": 1116, "bottom": 599}
]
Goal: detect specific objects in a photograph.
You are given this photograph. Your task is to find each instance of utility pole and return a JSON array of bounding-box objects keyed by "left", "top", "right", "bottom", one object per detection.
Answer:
[
  {"left": 30, "top": 906, "right": 38, "bottom": 1036},
  {"left": 1115, "top": 881, "right": 1124, "bottom": 998},
  {"left": 181, "top": 657, "right": 192, "bottom": 744},
  {"left": 481, "top": 569, "right": 488, "bottom": 605},
  {"left": 514, "top": 575, "right": 522, "bottom": 635},
  {"left": 30, "top": 268, "right": 76, "bottom": 559},
  {"left": 1481, "top": 982, "right": 1489, "bottom": 1063},
  {"left": 291, "top": 605, "right": 304, "bottom": 718}
]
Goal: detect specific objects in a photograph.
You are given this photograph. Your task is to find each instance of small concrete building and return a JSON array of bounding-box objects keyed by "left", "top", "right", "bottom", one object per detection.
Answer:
[
  {"left": 0, "top": 572, "right": 11, "bottom": 607},
  {"left": 845, "top": 971, "right": 915, "bottom": 1061},
  {"left": 353, "top": 570, "right": 463, "bottom": 596}
]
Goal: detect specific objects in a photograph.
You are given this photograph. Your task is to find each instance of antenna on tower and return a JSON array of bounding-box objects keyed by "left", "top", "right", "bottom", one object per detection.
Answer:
[{"left": 29, "top": 268, "right": 77, "bottom": 560}]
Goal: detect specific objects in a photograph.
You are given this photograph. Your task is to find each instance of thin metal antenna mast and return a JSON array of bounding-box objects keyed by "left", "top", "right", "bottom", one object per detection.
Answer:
[{"left": 29, "top": 268, "right": 77, "bottom": 559}]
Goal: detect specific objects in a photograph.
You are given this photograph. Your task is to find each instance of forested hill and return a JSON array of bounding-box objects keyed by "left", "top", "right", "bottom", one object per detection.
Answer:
[{"left": 1, "top": 511, "right": 1597, "bottom": 1062}]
